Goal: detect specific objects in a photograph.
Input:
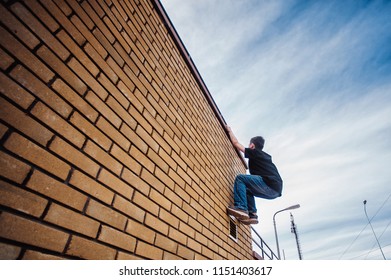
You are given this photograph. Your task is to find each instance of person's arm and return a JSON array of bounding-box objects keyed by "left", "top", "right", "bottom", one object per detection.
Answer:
[{"left": 226, "top": 125, "right": 245, "bottom": 153}]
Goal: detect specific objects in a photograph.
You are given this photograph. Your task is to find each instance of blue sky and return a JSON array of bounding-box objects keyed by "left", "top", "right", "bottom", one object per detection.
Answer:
[{"left": 160, "top": 0, "right": 391, "bottom": 260}]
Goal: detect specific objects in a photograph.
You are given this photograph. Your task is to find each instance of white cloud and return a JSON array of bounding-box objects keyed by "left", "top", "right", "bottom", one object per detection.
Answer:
[{"left": 161, "top": 0, "right": 391, "bottom": 259}]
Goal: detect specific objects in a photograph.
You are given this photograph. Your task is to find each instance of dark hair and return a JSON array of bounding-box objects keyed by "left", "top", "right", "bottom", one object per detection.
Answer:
[{"left": 250, "top": 136, "right": 265, "bottom": 150}]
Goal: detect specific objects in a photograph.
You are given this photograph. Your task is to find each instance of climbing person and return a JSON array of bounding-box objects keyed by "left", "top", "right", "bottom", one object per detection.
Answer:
[{"left": 225, "top": 125, "right": 283, "bottom": 225}]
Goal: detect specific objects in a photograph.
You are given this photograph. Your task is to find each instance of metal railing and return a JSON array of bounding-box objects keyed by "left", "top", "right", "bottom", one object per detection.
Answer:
[{"left": 251, "top": 226, "right": 279, "bottom": 260}]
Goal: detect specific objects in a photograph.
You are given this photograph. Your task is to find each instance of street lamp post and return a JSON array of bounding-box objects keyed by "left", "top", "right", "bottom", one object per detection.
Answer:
[{"left": 273, "top": 204, "right": 300, "bottom": 260}]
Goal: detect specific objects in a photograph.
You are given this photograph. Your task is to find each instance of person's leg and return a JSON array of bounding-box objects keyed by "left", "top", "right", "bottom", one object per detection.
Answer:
[
  {"left": 235, "top": 175, "right": 280, "bottom": 225},
  {"left": 233, "top": 174, "right": 248, "bottom": 211},
  {"left": 246, "top": 191, "right": 256, "bottom": 213},
  {"left": 235, "top": 174, "right": 278, "bottom": 211},
  {"left": 227, "top": 174, "right": 250, "bottom": 219},
  {"left": 247, "top": 175, "right": 280, "bottom": 200}
]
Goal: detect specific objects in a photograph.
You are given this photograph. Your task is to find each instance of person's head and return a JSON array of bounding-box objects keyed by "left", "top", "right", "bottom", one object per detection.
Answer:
[{"left": 249, "top": 136, "right": 265, "bottom": 150}]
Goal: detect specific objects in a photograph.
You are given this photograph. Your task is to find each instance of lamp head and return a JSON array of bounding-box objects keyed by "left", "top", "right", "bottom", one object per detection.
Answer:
[{"left": 285, "top": 204, "right": 300, "bottom": 211}]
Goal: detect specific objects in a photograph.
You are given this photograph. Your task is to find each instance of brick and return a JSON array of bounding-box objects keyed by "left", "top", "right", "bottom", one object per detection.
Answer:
[
  {"left": 10, "top": 65, "right": 71, "bottom": 118},
  {"left": 67, "top": 58, "right": 108, "bottom": 100},
  {"left": 98, "top": 168, "right": 134, "bottom": 199},
  {"left": 116, "top": 251, "right": 144, "bottom": 260},
  {"left": 182, "top": 201, "right": 198, "bottom": 221},
  {"left": 4, "top": 133, "right": 71, "bottom": 180},
  {"left": 173, "top": 184, "right": 191, "bottom": 205},
  {"left": 56, "top": 30, "right": 100, "bottom": 77},
  {"left": 125, "top": 219, "right": 155, "bottom": 243},
  {"left": 121, "top": 167, "right": 149, "bottom": 196},
  {"left": 113, "top": 195, "right": 145, "bottom": 223},
  {"left": 31, "top": 102, "right": 86, "bottom": 148},
  {"left": 171, "top": 204, "right": 189, "bottom": 223},
  {"left": 37, "top": 46, "right": 87, "bottom": 95},
  {"left": 0, "top": 97, "right": 52, "bottom": 146},
  {"left": 140, "top": 168, "right": 165, "bottom": 194},
  {"left": 0, "top": 72, "right": 35, "bottom": 109},
  {"left": 70, "top": 112, "right": 111, "bottom": 151},
  {"left": 83, "top": 140, "right": 122, "bottom": 175},
  {"left": 52, "top": 79, "right": 98, "bottom": 122},
  {"left": 110, "top": 144, "right": 141, "bottom": 174},
  {"left": 24, "top": 1, "right": 59, "bottom": 32},
  {"left": 66, "top": 235, "right": 116, "bottom": 260},
  {"left": 0, "top": 150, "right": 31, "bottom": 184},
  {"left": 0, "top": 48, "right": 14, "bottom": 70},
  {"left": 150, "top": 189, "right": 171, "bottom": 212},
  {"left": 69, "top": 170, "right": 114, "bottom": 205},
  {"left": 0, "top": 123, "right": 8, "bottom": 139},
  {"left": 27, "top": 170, "right": 87, "bottom": 211},
  {"left": 0, "top": 4, "right": 39, "bottom": 49},
  {"left": 162, "top": 251, "right": 182, "bottom": 260},
  {"left": 86, "top": 199, "right": 127, "bottom": 230},
  {"left": 129, "top": 146, "right": 155, "bottom": 173},
  {"left": 106, "top": 96, "right": 137, "bottom": 129},
  {"left": 155, "top": 234, "right": 177, "bottom": 254},
  {"left": 147, "top": 149, "right": 168, "bottom": 173},
  {"left": 177, "top": 244, "right": 195, "bottom": 260},
  {"left": 92, "top": 29, "right": 123, "bottom": 66},
  {"left": 0, "top": 212, "right": 69, "bottom": 252},
  {"left": 22, "top": 250, "right": 65, "bottom": 260},
  {"left": 185, "top": 184, "right": 200, "bottom": 203},
  {"left": 84, "top": 43, "right": 118, "bottom": 84},
  {"left": 157, "top": 143, "right": 176, "bottom": 169},
  {"left": 96, "top": 117, "right": 130, "bottom": 151},
  {"left": 0, "top": 242, "right": 21, "bottom": 260},
  {"left": 134, "top": 89, "right": 157, "bottom": 118},
  {"left": 0, "top": 179, "right": 48, "bottom": 218},
  {"left": 159, "top": 208, "right": 179, "bottom": 229},
  {"left": 0, "top": 26, "right": 54, "bottom": 83},
  {"left": 202, "top": 246, "right": 214, "bottom": 260},
  {"left": 178, "top": 166, "right": 193, "bottom": 186},
  {"left": 164, "top": 186, "right": 183, "bottom": 207},
  {"left": 120, "top": 123, "right": 148, "bottom": 154},
  {"left": 171, "top": 151, "right": 188, "bottom": 170},
  {"left": 117, "top": 81, "right": 137, "bottom": 106},
  {"left": 145, "top": 213, "right": 169, "bottom": 236},
  {"left": 178, "top": 222, "right": 195, "bottom": 240},
  {"left": 129, "top": 106, "right": 152, "bottom": 133},
  {"left": 49, "top": 136, "right": 100, "bottom": 177},
  {"left": 98, "top": 225, "right": 136, "bottom": 252},
  {"left": 135, "top": 241, "right": 163, "bottom": 260},
  {"left": 187, "top": 237, "right": 202, "bottom": 254},
  {"left": 143, "top": 110, "right": 164, "bottom": 137},
  {"left": 11, "top": 3, "right": 69, "bottom": 61},
  {"left": 132, "top": 191, "right": 159, "bottom": 216},
  {"left": 44, "top": 203, "right": 99, "bottom": 238},
  {"left": 85, "top": 91, "right": 122, "bottom": 128},
  {"left": 98, "top": 73, "right": 129, "bottom": 109}
]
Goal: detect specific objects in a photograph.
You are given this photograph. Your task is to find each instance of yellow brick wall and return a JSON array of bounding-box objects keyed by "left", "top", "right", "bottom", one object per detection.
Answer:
[{"left": 0, "top": 0, "right": 252, "bottom": 260}]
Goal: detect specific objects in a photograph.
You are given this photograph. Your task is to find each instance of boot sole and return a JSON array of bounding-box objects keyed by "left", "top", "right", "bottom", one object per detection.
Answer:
[{"left": 227, "top": 207, "right": 249, "bottom": 220}]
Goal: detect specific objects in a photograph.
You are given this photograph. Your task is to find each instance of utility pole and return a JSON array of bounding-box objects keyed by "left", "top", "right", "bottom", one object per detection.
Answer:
[{"left": 290, "top": 213, "right": 303, "bottom": 260}]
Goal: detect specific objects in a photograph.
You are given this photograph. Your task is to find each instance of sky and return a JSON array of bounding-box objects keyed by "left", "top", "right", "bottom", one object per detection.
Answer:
[{"left": 160, "top": 0, "right": 391, "bottom": 260}]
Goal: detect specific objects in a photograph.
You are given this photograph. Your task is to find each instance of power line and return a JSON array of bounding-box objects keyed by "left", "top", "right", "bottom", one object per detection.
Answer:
[
  {"left": 350, "top": 242, "right": 391, "bottom": 260},
  {"left": 339, "top": 193, "right": 391, "bottom": 260},
  {"left": 364, "top": 200, "right": 386, "bottom": 260},
  {"left": 364, "top": 218, "right": 391, "bottom": 259}
]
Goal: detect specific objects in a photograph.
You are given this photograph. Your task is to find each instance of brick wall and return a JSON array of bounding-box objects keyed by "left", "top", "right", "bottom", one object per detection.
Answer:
[{"left": 0, "top": 0, "right": 252, "bottom": 260}]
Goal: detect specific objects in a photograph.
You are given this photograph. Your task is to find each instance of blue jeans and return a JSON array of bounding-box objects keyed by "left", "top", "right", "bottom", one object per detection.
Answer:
[{"left": 233, "top": 174, "right": 280, "bottom": 213}]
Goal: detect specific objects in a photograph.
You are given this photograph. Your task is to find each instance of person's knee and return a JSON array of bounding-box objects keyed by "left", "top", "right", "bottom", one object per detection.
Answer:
[{"left": 235, "top": 174, "right": 246, "bottom": 182}]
